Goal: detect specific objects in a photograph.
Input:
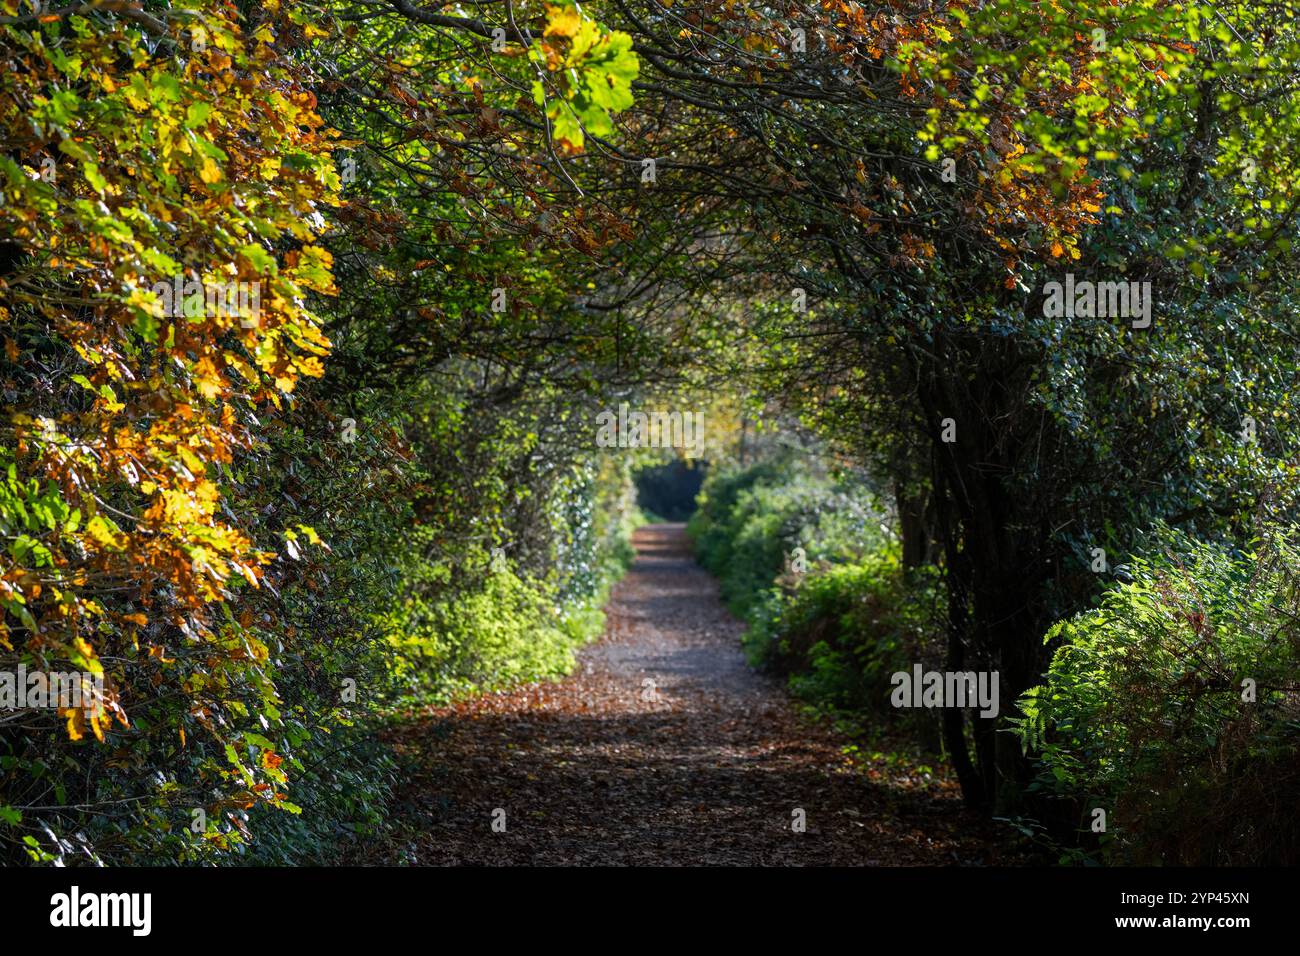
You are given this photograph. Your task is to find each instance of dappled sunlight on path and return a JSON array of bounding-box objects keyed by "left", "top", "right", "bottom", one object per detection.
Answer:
[{"left": 364, "top": 525, "right": 1016, "bottom": 865}]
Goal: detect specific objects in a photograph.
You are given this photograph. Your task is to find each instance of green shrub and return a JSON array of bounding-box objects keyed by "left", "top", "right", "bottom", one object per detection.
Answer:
[
  {"left": 385, "top": 566, "right": 612, "bottom": 705},
  {"left": 689, "top": 460, "right": 944, "bottom": 746},
  {"left": 1012, "top": 526, "right": 1300, "bottom": 865},
  {"left": 689, "top": 459, "right": 886, "bottom": 618},
  {"left": 750, "top": 551, "right": 945, "bottom": 741},
  {"left": 381, "top": 456, "right": 636, "bottom": 707}
]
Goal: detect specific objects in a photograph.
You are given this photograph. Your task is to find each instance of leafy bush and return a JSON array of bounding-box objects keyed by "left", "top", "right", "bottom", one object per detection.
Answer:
[
  {"left": 385, "top": 564, "right": 614, "bottom": 706},
  {"left": 0, "top": 2, "right": 358, "bottom": 865},
  {"left": 689, "top": 458, "right": 887, "bottom": 618},
  {"left": 689, "top": 460, "right": 944, "bottom": 745},
  {"left": 749, "top": 552, "right": 945, "bottom": 735},
  {"left": 381, "top": 451, "right": 636, "bottom": 707},
  {"left": 1013, "top": 526, "right": 1300, "bottom": 865}
]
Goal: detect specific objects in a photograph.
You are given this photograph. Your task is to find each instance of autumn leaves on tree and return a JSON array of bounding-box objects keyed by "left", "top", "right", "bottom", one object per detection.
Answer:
[{"left": 2, "top": 0, "right": 1298, "bottom": 865}]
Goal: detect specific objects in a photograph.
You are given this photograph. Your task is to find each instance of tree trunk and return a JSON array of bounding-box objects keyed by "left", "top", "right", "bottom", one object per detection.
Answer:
[{"left": 896, "top": 482, "right": 933, "bottom": 568}]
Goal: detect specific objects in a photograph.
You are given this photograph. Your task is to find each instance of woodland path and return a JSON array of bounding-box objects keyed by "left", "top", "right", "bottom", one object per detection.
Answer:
[{"left": 364, "top": 524, "right": 1014, "bottom": 865}]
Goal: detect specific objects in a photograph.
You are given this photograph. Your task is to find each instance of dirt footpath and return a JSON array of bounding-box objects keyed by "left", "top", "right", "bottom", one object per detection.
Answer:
[{"left": 364, "top": 524, "right": 1014, "bottom": 865}]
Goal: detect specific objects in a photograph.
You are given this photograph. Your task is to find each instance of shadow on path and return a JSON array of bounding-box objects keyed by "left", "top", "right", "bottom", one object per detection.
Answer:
[{"left": 364, "top": 524, "right": 1016, "bottom": 865}]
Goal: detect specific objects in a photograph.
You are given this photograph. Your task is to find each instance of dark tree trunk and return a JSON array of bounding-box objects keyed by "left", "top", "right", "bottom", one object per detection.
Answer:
[
  {"left": 913, "top": 331, "right": 1057, "bottom": 812},
  {"left": 896, "top": 482, "right": 934, "bottom": 568},
  {"left": 933, "top": 459, "right": 983, "bottom": 807}
]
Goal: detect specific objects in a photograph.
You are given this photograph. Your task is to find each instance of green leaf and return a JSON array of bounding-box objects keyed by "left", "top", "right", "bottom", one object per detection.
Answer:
[
  {"left": 239, "top": 243, "right": 277, "bottom": 275},
  {"left": 83, "top": 161, "right": 107, "bottom": 194},
  {"left": 185, "top": 102, "right": 212, "bottom": 127}
]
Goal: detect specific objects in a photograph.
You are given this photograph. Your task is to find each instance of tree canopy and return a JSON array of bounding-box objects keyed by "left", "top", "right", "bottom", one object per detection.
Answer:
[{"left": 1, "top": 0, "right": 1297, "bottom": 864}]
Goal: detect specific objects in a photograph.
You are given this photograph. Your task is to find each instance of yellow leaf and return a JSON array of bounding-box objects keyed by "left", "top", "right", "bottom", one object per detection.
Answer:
[
  {"left": 65, "top": 708, "right": 84, "bottom": 742},
  {"left": 199, "top": 156, "right": 223, "bottom": 184},
  {"left": 545, "top": 5, "right": 583, "bottom": 39}
]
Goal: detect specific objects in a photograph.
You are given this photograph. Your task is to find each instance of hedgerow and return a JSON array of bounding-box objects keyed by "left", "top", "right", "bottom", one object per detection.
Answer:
[
  {"left": 689, "top": 458, "right": 888, "bottom": 618},
  {"left": 688, "top": 460, "right": 946, "bottom": 747},
  {"left": 1012, "top": 526, "right": 1300, "bottom": 865}
]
